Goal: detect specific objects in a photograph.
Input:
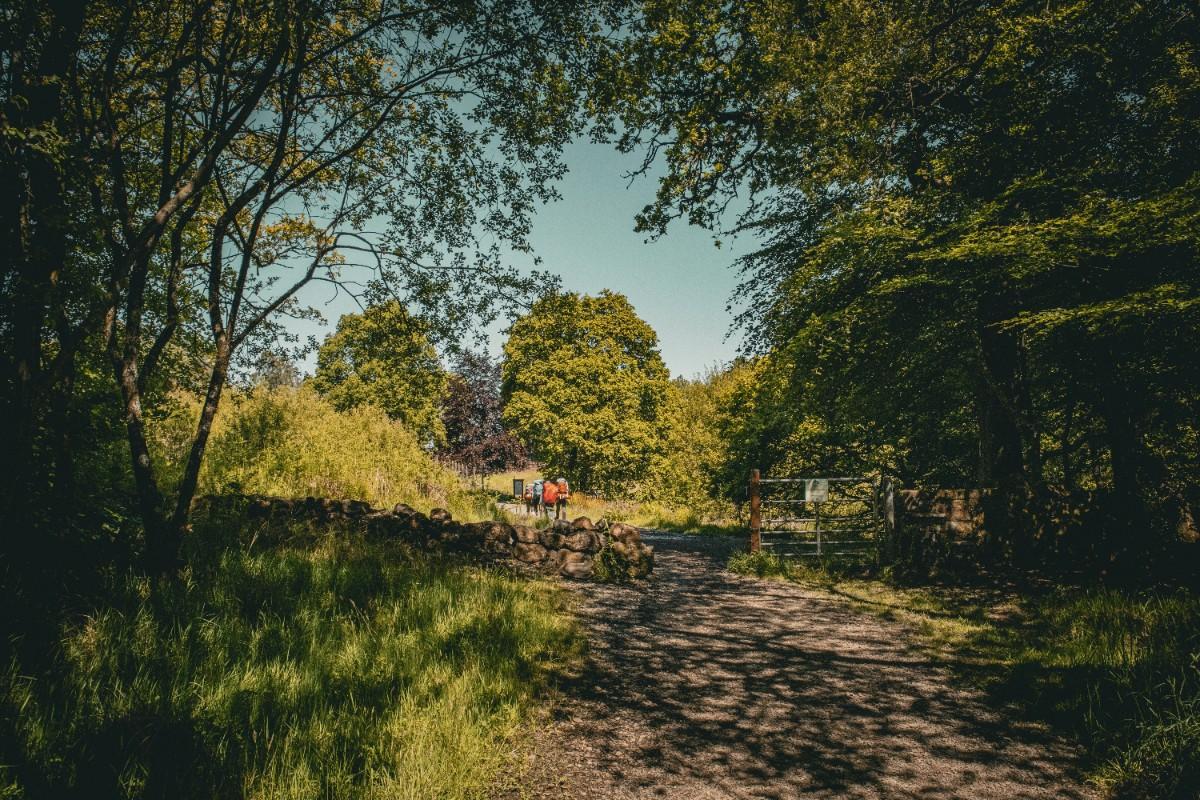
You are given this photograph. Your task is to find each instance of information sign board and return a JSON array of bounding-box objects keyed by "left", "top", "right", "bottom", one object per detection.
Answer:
[{"left": 805, "top": 479, "right": 829, "bottom": 502}]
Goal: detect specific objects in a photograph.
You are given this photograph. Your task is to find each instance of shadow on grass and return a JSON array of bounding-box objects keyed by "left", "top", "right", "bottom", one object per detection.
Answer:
[{"left": 0, "top": 511, "right": 584, "bottom": 800}]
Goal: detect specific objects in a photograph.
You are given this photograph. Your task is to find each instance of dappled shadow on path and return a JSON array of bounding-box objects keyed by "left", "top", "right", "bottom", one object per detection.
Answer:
[{"left": 512, "top": 532, "right": 1094, "bottom": 800}]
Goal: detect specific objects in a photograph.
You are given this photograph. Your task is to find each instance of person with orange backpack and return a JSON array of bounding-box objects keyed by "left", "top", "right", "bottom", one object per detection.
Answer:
[
  {"left": 554, "top": 476, "right": 570, "bottom": 520},
  {"left": 540, "top": 477, "right": 558, "bottom": 519}
]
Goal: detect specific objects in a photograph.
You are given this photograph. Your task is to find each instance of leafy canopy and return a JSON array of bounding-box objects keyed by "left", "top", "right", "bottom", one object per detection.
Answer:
[
  {"left": 312, "top": 302, "right": 447, "bottom": 447},
  {"left": 598, "top": 0, "right": 1200, "bottom": 528},
  {"left": 501, "top": 291, "right": 670, "bottom": 492}
]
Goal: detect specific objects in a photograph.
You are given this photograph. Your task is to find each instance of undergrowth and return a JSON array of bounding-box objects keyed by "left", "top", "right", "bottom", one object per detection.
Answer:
[
  {"left": 728, "top": 550, "right": 1200, "bottom": 799},
  {"left": 0, "top": 515, "right": 582, "bottom": 799},
  {"left": 153, "top": 386, "right": 492, "bottom": 521},
  {"left": 591, "top": 542, "right": 627, "bottom": 584}
]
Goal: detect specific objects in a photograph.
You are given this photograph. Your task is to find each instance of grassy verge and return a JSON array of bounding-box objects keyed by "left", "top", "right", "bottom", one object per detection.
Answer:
[
  {"left": 1, "top": 517, "right": 582, "bottom": 799},
  {"left": 728, "top": 550, "right": 1200, "bottom": 798},
  {"left": 155, "top": 387, "right": 495, "bottom": 522},
  {"left": 629, "top": 503, "right": 744, "bottom": 536}
]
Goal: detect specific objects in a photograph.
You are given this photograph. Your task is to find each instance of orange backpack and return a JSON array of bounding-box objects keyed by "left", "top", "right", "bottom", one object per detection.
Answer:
[{"left": 542, "top": 481, "right": 559, "bottom": 503}]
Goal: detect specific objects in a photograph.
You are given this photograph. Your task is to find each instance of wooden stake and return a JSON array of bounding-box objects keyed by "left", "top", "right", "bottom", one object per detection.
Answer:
[{"left": 749, "top": 468, "right": 762, "bottom": 553}]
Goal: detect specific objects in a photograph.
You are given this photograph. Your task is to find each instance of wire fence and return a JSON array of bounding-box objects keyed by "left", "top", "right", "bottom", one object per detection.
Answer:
[{"left": 749, "top": 472, "right": 891, "bottom": 558}]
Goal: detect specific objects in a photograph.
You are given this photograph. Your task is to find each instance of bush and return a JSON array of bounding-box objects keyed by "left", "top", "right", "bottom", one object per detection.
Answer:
[
  {"left": 592, "top": 542, "right": 627, "bottom": 583},
  {"left": 153, "top": 386, "right": 488, "bottom": 520}
]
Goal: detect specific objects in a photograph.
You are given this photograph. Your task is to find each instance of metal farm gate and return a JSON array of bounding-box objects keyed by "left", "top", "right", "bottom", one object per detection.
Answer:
[{"left": 747, "top": 470, "right": 894, "bottom": 559}]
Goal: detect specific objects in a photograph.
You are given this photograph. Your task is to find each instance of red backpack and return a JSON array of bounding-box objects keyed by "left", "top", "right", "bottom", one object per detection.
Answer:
[{"left": 542, "top": 481, "right": 559, "bottom": 503}]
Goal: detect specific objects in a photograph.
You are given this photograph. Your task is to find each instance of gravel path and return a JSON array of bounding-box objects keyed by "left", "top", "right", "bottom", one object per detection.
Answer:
[{"left": 503, "top": 531, "right": 1096, "bottom": 800}]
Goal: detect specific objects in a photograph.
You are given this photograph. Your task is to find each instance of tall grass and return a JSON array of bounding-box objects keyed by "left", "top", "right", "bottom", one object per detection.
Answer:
[
  {"left": 1, "top": 516, "right": 582, "bottom": 799},
  {"left": 1034, "top": 591, "right": 1200, "bottom": 797},
  {"left": 153, "top": 386, "right": 489, "bottom": 520},
  {"left": 728, "top": 552, "right": 1200, "bottom": 797}
]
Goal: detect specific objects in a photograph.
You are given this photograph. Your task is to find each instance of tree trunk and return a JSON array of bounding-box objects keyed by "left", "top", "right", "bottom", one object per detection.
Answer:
[
  {"left": 169, "top": 337, "right": 232, "bottom": 556},
  {"left": 2, "top": 0, "right": 88, "bottom": 524},
  {"left": 1060, "top": 389, "right": 1077, "bottom": 492},
  {"left": 1015, "top": 338, "right": 1044, "bottom": 491},
  {"left": 50, "top": 346, "right": 78, "bottom": 509},
  {"left": 1094, "top": 374, "right": 1151, "bottom": 574},
  {"left": 975, "top": 334, "right": 1025, "bottom": 488},
  {"left": 974, "top": 291, "right": 1029, "bottom": 558},
  {"left": 1096, "top": 363, "right": 1152, "bottom": 507},
  {"left": 115, "top": 357, "right": 171, "bottom": 573}
]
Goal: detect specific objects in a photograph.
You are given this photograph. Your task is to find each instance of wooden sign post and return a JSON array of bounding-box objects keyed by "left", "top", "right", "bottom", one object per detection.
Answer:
[{"left": 749, "top": 468, "right": 762, "bottom": 553}]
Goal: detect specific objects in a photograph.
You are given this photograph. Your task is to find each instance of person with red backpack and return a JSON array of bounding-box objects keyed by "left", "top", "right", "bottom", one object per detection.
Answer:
[
  {"left": 540, "top": 477, "right": 558, "bottom": 519},
  {"left": 554, "top": 477, "right": 570, "bottom": 520}
]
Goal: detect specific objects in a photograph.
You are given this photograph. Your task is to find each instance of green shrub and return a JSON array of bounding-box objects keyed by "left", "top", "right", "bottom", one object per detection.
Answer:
[
  {"left": 153, "top": 386, "right": 489, "bottom": 520},
  {"left": 0, "top": 521, "right": 582, "bottom": 799},
  {"left": 592, "top": 542, "right": 626, "bottom": 583}
]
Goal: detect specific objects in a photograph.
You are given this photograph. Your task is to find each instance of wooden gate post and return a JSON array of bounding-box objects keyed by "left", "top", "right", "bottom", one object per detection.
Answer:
[
  {"left": 879, "top": 475, "right": 896, "bottom": 563},
  {"left": 749, "top": 468, "right": 762, "bottom": 553}
]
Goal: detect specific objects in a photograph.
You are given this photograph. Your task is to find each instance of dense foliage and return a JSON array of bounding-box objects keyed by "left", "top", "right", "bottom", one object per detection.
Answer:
[
  {"left": 650, "top": 368, "right": 746, "bottom": 513},
  {"left": 501, "top": 291, "right": 670, "bottom": 492},
  {"left": 599, "top": 0, "right": 1200, "bottom": 571},
  {"left": 1, "top": 0, "right": 618, "bottom": 576},
  {"left": 312, "top": 302, "right": 448, "bottom": 447},
  {"left": 440, "top": 351, "right": 528, "bottom": 474}
]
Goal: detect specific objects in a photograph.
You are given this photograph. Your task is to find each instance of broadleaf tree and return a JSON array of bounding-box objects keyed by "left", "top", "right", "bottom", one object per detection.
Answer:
[
  {"left": 440, "top": 350, "right": 527, "bottom": 473},
  {"left": 0, "top": 0, "right": 622, "bottom": 573},
  {"left": 312, "top": 302, "right": 447, "bottom": 447},
  {"left": 501, "top": 291, "right": 670, "bottom": 493}
]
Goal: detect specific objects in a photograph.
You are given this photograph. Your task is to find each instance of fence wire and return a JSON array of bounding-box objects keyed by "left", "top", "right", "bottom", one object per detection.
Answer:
[{"left": 755, "top": 476, "right": 881, "bottom": 558}]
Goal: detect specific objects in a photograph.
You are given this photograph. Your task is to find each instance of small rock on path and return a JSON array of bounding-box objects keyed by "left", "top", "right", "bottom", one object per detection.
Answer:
[{"left": 501, "top": 531, "right": 1095, "bottom": 800}]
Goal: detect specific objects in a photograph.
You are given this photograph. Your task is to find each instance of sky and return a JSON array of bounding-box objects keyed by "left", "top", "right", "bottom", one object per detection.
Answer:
[
  {"left": 288, "top": 138, "right": 758, "bottom": 381},
  {"left": 508, "top": 140, "right": 757, "bottom": 379}
]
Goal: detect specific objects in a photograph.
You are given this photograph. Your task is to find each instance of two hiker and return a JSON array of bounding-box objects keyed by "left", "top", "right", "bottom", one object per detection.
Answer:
[{"left": 527, "top": 476, "right": 570, "bottom": 519}]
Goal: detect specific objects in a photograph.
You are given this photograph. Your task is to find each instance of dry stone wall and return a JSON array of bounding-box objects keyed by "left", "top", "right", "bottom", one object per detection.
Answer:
[
  {"left": 192, "top": 494, "right": 654, "bottom": 580},
  {"left": 889, "top": 489, "right": 988, "bottom": 569}
]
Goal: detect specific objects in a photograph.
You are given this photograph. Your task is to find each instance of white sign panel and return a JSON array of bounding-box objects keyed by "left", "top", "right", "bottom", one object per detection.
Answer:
[{"left": 806, "top": 479, "right": 829, "bottom": 502}]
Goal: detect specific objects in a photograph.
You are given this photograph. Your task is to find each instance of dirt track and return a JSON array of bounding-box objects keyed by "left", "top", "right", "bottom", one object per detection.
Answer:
[{"left": 504, "top": 531, "right": 1095, "bottom": 800}]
